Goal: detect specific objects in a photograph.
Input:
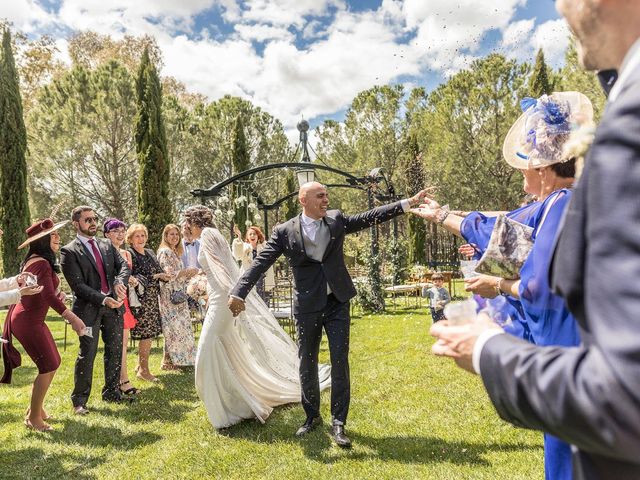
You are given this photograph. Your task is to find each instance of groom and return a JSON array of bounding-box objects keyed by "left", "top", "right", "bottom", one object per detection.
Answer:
[{"left": 229, "top": 182, "right": 428, "bottom": 447}]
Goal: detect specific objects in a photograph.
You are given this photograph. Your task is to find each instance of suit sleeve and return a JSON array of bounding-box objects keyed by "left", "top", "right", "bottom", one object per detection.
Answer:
[
  {"left": 479, "top": 91, "right": 640, "bottom": 462},
  {"left": 60, "top": 246, "right": 105, "bottom": 306},
  {"left": 342, "top": 201, "right": 405, "bottom": 235},
  {"left": 230, "top": 228, "right": 284, "bottom": 300}
]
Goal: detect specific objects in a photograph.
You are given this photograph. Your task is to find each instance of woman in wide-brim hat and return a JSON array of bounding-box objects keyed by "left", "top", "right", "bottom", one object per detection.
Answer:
[
  {"left": 411, "top": 91, "right": 593, "bottom": 480},
  {"left": 1, "top": 218, "right": 87, "bottom": 432}
]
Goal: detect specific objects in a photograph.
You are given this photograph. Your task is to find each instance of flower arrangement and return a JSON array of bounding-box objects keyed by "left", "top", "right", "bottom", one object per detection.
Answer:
[
  {"left": 234, "top": 195, "right": 247, "bottom": 206},
  {"left": 187, "top": 273, "right": 209, "bottom": 302}
]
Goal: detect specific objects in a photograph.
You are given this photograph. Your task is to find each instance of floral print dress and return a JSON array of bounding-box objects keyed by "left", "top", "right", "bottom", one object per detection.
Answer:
[
  {"left": 157, "top": 247, "right": 196, "bottom": 366},
  {"left": 129, "top": 248, "right": 163, "bottom": 340}
]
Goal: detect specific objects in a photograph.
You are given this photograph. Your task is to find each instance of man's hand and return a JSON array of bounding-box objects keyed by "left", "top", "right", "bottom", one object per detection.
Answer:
[
  {"left": 458, "top": 244, "right": 478, "bottom": 259},
  {"left": 464, "top": 274, "right": 501, "bottom": 298},
  {"left": 228, "top": 296, "right": 246, "bottom": 317},
  {"left": 104, "top": 297, "right": 124, "bottom": 309},
  {"left": 408, "top": 187, "right": 438, "bottom": 208},
  {"left": 429, "top": 314, "right": 502, "bottom": 374},
  {"left": 19, "top": 285, "right": 43, "bottom": 297},
  {"left": 128, "top": 276, "right": 139, "bottom": 287},
  {"left": 154, "top": 272, "right": 173, "bottom": 282},
  {"left": 114, "top": 283, "right": 127, "bottom": 301}
]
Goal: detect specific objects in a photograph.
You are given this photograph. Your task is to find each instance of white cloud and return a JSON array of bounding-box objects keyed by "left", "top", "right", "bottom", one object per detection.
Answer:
[
  {"left": 0, "top": 0, "right": 55, "bottom": 33},
  {"left": 4, "top": 0, "right": 569, "bottom": 137},
  {"left": 532, "top": 19, "right": 569, "bottom": 67}
]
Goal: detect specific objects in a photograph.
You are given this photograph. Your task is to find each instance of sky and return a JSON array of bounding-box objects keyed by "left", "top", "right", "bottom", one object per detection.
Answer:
[{"left": 1, "top": 1, "right": 568, "bottom": 144}]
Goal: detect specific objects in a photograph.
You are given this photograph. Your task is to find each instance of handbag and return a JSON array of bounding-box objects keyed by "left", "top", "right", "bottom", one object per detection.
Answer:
[
  {"left": 475, "top": 214, "right": 534, "bottom": 279},
  {"left": 170, "top": 287, "right": 188, "bottom": 305}
]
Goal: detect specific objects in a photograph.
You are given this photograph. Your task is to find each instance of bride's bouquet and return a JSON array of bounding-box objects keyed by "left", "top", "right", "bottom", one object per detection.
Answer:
[{"left": 187, "top": 273, "right": 209, "bottom": 303}]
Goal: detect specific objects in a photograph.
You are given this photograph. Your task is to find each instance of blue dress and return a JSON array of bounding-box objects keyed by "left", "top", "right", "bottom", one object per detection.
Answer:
[
  {"left": 518, "top": 189, "right": 580, "bottom": 480},
  {"left": 460, "top": 201, "right": 543, "bottom": 341},
  {"left": 461, "top": 193, "right": 580, "bottom": 480}
]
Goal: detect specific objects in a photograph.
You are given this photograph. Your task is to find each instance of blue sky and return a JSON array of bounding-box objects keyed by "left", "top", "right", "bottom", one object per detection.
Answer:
[{"left": 1, "top": 1, "right": 567, "bottom": 141}]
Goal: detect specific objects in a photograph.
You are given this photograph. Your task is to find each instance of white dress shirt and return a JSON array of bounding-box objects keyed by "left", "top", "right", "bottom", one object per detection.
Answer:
[{"left": 608, "top": 37, "right": 640, "bottom": 103}]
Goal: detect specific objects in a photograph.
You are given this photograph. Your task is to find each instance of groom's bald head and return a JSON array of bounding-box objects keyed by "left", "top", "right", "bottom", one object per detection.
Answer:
[{"left": 299, "top": 182, "right": 329, "bottom": 219}]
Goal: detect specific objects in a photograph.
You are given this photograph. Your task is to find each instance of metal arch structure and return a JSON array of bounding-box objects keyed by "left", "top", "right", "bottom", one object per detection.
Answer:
[{"left": 190, "top": 162, "right": 400, "bottom": 258}]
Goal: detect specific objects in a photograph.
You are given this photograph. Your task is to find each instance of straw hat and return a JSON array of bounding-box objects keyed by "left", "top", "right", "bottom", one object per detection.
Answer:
[
  {"left": 18, "top": 218, "right": 69, "bottom": 249},
  {"left": 503, "top": 91, "right": 594, "bottom": 170}
]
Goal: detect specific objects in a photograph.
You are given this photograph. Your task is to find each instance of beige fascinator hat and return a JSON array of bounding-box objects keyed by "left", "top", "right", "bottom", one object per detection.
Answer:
[
  {"left": 18, "top": 218, "right": 69, "bottom": 249},
  {"left": 503, "top": 91, "right": 594, "bottom": 169}
]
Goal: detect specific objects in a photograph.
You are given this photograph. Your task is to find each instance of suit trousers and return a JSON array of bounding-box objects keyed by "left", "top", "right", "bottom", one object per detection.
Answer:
[
  {"left": 296, "top": 293, "right": 350, "bottom": 424},
  {"left": 71, "top": 306, "right": 123, "bottom": 406}
]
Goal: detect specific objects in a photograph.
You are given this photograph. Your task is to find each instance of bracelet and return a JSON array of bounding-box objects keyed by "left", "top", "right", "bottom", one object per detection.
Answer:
[
  {"left": 496, "top": 278, "right": 504, "bottom": 296},
  {"left": 435, "top": 205, "right": 450, "bottom": 224}
]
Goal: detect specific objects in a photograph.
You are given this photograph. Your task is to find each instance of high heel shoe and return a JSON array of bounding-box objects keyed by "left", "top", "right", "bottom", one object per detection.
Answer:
[{"left": 119, "top": 380, "right": 140, "bottom": 395}]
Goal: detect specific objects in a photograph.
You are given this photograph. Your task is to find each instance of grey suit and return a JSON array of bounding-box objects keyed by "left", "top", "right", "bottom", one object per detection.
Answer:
[
  {"left": 61, "top": 237, "right": 130, "bottom": 406},
  {"left": 478, "top": 66, "right": 640, "bottom": 478},
  {"left": 231, "top": 202, "right": 406, "bottom": 423}
]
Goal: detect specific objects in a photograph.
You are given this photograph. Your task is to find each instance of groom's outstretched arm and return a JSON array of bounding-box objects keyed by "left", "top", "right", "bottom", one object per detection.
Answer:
[
  {"left": 343, "top": 188, "right": 431, "bottom": 235},
  {"left": 230, "top": 227, "right": 285, "bottom": 301}
]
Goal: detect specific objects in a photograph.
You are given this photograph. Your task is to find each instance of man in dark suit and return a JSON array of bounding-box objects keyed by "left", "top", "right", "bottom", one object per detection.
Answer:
[
  {"left": 229, "top": 182, "right": 428, "bottom": 447},
  {"left": 61, "top": 206, "right": 130, "bottom": 414},
  {"left": 427, "top": 1, "right": 640, "bottom": 478}
]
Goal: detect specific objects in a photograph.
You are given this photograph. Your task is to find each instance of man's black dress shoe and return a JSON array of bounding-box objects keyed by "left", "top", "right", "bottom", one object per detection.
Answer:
[
  {"left": 103, "top": 395, "right": 135, "bottom": 404},
  {"left": 331, "top": 424, "right": 352, "bottom": 448},
  {"left": 295, "top": 416, "right": 322, "bottom": 436}
]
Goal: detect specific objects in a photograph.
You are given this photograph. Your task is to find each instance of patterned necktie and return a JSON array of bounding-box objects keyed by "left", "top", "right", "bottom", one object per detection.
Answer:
[{"left": 88, "top": 238, "right": 109, "bottom": 294}]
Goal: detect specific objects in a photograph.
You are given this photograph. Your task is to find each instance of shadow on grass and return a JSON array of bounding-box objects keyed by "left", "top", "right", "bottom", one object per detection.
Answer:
[
  {"left": 1, "top": 446, "right": 102, "bottom": 480},
  {"left": 222, "top": 413, "right": 540, "bottom": 466},
  {"left": 2, "top": 365, "right": 38, "bottom": 387}
]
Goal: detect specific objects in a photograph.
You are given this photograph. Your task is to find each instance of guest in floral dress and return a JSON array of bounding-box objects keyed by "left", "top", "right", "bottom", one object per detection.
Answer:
[
  {"left": 157, "top": 224, "right": 198, "bottom": 369},
  {"left": 126, "top": 223, "right": 172, "bottom": 382},
  {"left": 103, "top": 218, "right": 139, "bottom": 395}
]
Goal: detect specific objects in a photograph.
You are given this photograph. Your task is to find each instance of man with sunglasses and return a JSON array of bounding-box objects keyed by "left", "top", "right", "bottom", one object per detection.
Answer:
[{"left": 60, "top": 206, "right": 130, "bottom": 414}]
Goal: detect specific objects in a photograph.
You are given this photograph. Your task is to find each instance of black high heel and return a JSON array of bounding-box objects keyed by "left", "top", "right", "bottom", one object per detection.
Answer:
[{"left": 119, "top": 380, "right": 140, "bottom": 395}]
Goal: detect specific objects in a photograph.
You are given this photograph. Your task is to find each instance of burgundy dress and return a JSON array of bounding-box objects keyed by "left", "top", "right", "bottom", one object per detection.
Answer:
[{"left": 1, "top": 259, "right": 67, "bottom": 383}]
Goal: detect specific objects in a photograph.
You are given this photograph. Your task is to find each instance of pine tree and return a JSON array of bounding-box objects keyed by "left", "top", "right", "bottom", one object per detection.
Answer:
[
  {"left": 135, "top": 47, "right": 172, "bottom": 249},
  {"left": 529, "top": 49, "right": 553, "bottom": 98},
  {"left": 0, "top": 29, "right": 31, "bottom": 275},
  {"left": 231, "top": 115, "right": 250, "bottom": 230}
]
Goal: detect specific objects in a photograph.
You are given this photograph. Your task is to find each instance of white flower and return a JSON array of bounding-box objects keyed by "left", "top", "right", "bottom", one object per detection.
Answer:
[
  {"left": 234, "top": 196, "right": 247, "bottom": 206},
  {"left": 226, "top": 210, "right": 235, "bottom": 218},
  {"left": 244, "top": 220, "right": 252, "bottom": 227},
  {"left": 218, "top": 195, "right": 229, "bottom": 205},
  {"left": 248, "top": 202, "right": 257, "bottom": 211},
  {"left": 254, "top": 214, "right": 262, "bottom": 222},
  {"left": 214, "top": 209, "right": 222, "bottom": 217},
  {"left": 563, "top": 122, "right": 596, "bottom": 179}
]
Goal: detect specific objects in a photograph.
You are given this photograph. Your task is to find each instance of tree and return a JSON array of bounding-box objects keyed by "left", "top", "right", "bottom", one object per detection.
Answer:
[
  {"left": 528, "top": 49, "right": 553, "bottom": 98},
  {"left": 28, "top": 62, "right": 138, "bottom": 221},
  {"left": 403, "top": 134, "right": 427, "bottom": 265},
  {"left": 135, "top": 47, "right": 172, "bottom": 248},
  {"left": 416, "top": 54, "right": 530, "bottom": 211},
  {"left": 231, "top": 115, "right": 250, "bottom": 232},
  {"left": 0, "top": 29, "right": 31, "bottom": 275},
  {"left": 282, "top": 170, "right": 298, "bottom": 221}
]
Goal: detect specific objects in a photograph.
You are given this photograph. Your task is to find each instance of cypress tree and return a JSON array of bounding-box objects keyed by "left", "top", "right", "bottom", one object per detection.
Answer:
[
  {"left": 135, "top": 47, "right": 172, "bottom": 249},
  {"left": 282, "top": 170, "right": 298, "bottom": 220},
  {"left": 0, "top": 29, "right": 31, "bottom": 275},
  {"left": 529, "top": 49, "right": 553, "bottom": 98},
  {"left": 405, "top": 134, "right": 427, "bottom": 265},
  {"left": 231, "top": 115, "right": 250, "bottom": 230}
]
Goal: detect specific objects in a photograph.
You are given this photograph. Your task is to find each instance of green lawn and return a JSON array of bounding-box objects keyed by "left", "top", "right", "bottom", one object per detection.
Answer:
[{"left": 0, "top": 306, "right": 543, "bottom": 479}]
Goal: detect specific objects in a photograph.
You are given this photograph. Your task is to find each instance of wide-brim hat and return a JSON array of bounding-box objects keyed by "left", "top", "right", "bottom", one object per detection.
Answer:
[
  {"left": 18, "top": 218, "right": 69, "bottom": 249},
  {"left": 503, "top": 91, "right": 594, "bottom": 170}
]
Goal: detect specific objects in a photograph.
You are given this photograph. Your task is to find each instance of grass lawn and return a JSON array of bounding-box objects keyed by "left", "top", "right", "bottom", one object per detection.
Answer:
[{"left": 0, "top": 304, "right": 543, "bottom": 479}]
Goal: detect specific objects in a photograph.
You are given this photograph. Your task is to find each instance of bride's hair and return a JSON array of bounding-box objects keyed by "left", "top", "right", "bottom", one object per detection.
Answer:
[{"left": 184, "top": 205, "right": 215, "bottom": 229}]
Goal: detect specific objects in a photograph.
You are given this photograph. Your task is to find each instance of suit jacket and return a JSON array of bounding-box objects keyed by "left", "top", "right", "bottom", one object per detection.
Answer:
[
  {"left": 60, "top": 237, "right": 130, "bottom": 323},
  {"left": 230, "top": 201, "right": 405, "bottom": 315},
  {"left": 478, "top": 65, "right": 640, "bottom": 478}
]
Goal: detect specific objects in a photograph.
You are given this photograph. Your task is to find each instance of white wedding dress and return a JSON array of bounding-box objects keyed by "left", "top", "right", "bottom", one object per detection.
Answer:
[{"left": 195, "top": 227, "right": 330, "bottom": 429}]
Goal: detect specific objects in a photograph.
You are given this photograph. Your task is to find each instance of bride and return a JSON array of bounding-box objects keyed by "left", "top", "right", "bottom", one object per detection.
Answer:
[{"left": 184, "top": 206, "right": 330, "bottom": 429}]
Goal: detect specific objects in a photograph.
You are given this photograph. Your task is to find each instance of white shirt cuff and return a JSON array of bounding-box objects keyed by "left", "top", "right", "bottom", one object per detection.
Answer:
[
  {"left": 400, "top": 199, "right": 411, "bottom": 212},
  {"left": 229, "top": 294, "right": 245, "bottom": 302},
  {"left": 472, "top": 330, "right": 505, "bottom": 375}
]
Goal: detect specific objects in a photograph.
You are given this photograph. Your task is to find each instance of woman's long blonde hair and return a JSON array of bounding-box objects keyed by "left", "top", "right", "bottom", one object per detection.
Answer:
[{"left": 158, "top": 224, "right": 184, "bottom": 257}]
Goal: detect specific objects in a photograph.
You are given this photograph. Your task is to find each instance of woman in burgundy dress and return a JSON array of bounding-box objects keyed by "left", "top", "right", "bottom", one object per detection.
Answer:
[
  {"left": 103, "top": 218, "right": 139, "bottom": 396},
  {"left": 1, "top": 219, "right": 86, "bottom": 432}
]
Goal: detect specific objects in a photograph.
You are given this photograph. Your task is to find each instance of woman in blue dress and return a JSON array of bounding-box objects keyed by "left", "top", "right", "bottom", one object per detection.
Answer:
[{"left": 412, "top": 92, "right": 594, "bottom": 480}]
